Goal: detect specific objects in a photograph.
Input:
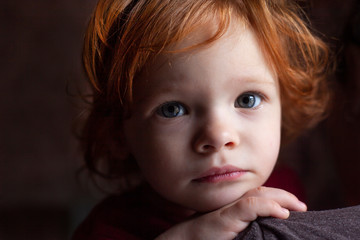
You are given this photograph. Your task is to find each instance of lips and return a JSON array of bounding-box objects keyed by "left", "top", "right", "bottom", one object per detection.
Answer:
[{"left": 193, "top": 165, "right": 247, "bottom": 183}]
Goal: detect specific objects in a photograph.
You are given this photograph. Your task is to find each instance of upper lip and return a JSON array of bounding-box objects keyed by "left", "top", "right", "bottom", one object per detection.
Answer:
[{"left": 193, "top": 165, "right": 246, "bottom": 181}]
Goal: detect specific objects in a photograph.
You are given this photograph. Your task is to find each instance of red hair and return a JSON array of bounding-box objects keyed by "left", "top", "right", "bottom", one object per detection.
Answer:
[{"left": 80, "top": 0, "right": 331, "bottom": 186}]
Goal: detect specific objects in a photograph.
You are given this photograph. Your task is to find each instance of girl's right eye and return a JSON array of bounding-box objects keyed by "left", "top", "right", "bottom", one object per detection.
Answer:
[{"left": 156, "top": 101, "right": 187, "bottom": 118}]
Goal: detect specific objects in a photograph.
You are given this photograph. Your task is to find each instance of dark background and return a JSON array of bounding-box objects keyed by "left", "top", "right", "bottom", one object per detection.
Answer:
[{"left": 1, "top": 0, "right": 359, "bottom": 239}]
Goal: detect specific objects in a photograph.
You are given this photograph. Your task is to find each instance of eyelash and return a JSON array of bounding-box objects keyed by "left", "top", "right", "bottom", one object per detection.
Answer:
[
  {"left": 234, "top": 92, "right": 265, "bottom": 109},
  {"left": 155, "top": 91, "right": 265, "bottom": 118},
  {"left": 156, "top": 101, "right": 188, "bottom": 118}
]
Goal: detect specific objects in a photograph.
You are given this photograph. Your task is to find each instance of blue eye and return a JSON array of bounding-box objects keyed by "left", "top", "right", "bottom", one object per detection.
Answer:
[
  {"left": 235, "top": 93, "right": 262, "bottom": 109},
  {"left": 157, "top": 101, "right": 187, "bottom": 118}
]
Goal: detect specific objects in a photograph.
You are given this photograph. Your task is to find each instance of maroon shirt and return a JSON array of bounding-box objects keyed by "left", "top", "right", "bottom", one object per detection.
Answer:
[{"left": 72, "top": 185, "right": 194, "bottom": 239}]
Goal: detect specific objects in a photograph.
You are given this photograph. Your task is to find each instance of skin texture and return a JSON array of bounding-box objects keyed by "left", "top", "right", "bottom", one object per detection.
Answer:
[
  {"left": 123, "top": 21, "right": 307, "bottom": 239},
  {"left": 156, "top": 187, "right": 306, "bottom": 240}
]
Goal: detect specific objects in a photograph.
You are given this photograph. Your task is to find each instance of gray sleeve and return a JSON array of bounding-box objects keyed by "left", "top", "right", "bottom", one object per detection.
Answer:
[{"left": 235, "top": 205, "right": 360, "bottom": 240}]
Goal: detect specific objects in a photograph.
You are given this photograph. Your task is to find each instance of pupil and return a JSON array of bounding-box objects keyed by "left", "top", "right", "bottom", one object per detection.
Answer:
[
  {"left": 158, "top": 102, "right": 184, "bottom": 118},
  {"left": 168, "top": 106, "right": 176, "bottom": 113},
  {"left": 243, "top": 97, "right": 250, "bottom": 104},
  {"left": 165, "top": 104, "right": 180, "bottom": 116}
]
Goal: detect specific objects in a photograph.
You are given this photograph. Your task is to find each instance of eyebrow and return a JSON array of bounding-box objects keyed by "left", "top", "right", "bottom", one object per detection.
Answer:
[
  {"left": 230, "top": 76, "right": 278, "bottom": 88},
  {"left": 135, "top": 74, "right": 278, "bottom": 106},
  {"left": 134, "top": 85, "right": 177, "bottom": 106}
]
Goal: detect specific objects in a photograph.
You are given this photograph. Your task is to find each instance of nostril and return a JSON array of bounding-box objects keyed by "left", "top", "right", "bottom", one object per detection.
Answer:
[
  {"left": 200, "top": 142, "right": 234, "bottom": 152},
  {"left": 225, "top": 142, "right": 235, "bottom": 148}
]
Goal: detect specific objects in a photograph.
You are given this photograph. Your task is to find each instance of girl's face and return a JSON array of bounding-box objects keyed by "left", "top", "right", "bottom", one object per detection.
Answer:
[{"left": 123, "top": 22, "right": 281, "bottom": 212}]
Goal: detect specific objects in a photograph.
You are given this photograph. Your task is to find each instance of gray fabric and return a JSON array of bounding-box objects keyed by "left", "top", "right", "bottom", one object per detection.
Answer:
[{"left": 236, "top": 205, "right": 360, "bottom": 239}]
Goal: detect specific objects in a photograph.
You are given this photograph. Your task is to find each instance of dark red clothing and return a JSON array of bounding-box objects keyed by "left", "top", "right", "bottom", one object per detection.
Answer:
[
  {"left": 264, "top": 166, "right": 306, "bottom": 202},
  {"left": 72, "top": 167, "right": 305, "bottom": 239},
  {"left": 72, "top": 186, "right": 193, "bottom": 240}
]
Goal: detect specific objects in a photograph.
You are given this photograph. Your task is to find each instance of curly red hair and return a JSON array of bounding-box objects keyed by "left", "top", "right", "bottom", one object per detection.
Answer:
[{"left": 80, "top": 0, "right": 331, "bottom": 187}]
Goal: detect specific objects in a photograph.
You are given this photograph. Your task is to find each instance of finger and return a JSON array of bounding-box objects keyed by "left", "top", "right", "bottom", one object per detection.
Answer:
[
  {"left": 242, "top": 186, "right": 307, "bottom": 212},
  {"left": 218, "top": 197, "right": 290, "bottom": 233},
  {"left": 238, "top": 197, "right": 289, "bottom": 219}
]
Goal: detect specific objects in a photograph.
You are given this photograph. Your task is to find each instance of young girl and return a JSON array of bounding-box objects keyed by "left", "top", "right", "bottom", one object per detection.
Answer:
[{"left": 73, "top": 0, "right": 330, "bottom": 239}]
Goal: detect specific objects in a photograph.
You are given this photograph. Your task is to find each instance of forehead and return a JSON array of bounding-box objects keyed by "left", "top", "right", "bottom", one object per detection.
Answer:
[
  {"left": 166, "top": 13, "right": 246, "bottom": 53},
  {"left": 132, "top": 19, "right": 278, "bottom": 102},
  {"left": 141, "top": 18, "right": 276, "bottom": 82}
]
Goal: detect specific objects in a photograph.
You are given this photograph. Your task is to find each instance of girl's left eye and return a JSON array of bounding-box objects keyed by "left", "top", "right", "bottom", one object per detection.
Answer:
[
  {"left": 156, "top": 101, "right": 187, "bottom": 118},
  {"left": 235, "top": 93, "right": 262, "bottom": 109}
]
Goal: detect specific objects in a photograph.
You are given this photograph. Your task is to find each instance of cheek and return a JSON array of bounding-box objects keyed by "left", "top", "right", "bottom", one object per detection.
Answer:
[
  {"left": 125, "top": 122, "right": 187, "bottom": 177},
  {"left": 253, "top": 112, "right": 281, "bottom": 173},
  {"left": 129, "top": 131, "right": 190, "bottom": 199}
]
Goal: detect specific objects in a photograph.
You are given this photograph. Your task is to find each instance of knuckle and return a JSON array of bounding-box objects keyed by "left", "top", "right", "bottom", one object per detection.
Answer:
[
  {"left": 268, "top": 200, "right": 279, "bottom": 209},
  {"left": 244, "top": 196, "right": 258, "bottom": 208},
  {"left": 232, "top": 197, "right": 258, "bottom": 211}
]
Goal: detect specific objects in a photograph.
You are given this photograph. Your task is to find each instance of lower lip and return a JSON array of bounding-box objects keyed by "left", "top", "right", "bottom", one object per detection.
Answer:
[{"left": 194, "top": 171, "right": 247, "bottom": 183}]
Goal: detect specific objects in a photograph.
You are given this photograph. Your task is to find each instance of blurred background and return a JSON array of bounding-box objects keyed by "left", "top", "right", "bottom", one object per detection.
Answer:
[{"left": 0, "top": 0, "right": 359, "bottom": 239}]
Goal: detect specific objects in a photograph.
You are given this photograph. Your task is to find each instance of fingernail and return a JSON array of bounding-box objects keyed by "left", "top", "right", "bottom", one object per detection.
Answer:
[
  {"left": 298, "top": 201, "right": 307, "bottom": 210},
  {"left": 282, "top": 208, "right": 290, "bottom": 215}
]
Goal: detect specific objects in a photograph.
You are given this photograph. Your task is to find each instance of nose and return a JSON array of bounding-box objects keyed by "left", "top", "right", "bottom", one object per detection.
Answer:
[{"left": 193, "top": 113, "right": 239, "bottom": 154}]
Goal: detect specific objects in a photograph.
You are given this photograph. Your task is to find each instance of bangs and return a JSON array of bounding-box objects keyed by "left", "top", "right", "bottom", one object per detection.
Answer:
[
  {"left": 81, "top": 0, "right": 332, "bottom": 186},
  {"left": 108, "top": 0, "right": 244, "bottom": 103}
]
